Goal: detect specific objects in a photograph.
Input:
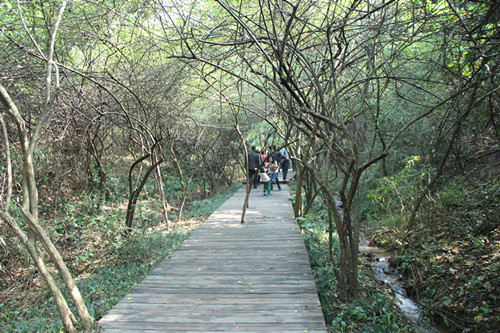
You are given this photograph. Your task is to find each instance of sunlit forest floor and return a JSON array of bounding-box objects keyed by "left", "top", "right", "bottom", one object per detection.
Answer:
[{"left": 0, "top": 185, "right": 239, "bottom": 332}]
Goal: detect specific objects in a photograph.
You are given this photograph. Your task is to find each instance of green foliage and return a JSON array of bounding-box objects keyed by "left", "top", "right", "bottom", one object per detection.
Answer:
[
  {"left": 0, "top": 184, "right": 239, "bottom": 332},
  {"left": 329, "top": 291, "right": 406, "bottom": 333},
  {"left": 0, "top": 229, "right": 190, "bottom": 332},
  {"left": 183, "top": 184, "right": 240, "bottom": 218},
  {"left": 44, "top": 193, "right": 123, "bottom": 252},
  {"left": 367, "top": 173, "right": 500, "bottom": 332},
  {"left": 439, "top": 178, "right": 466, "bottom": 207},
  {"left": 298, "top": 204, "right": 413, "bottom": 332},
  {"left": 368, "top": 156, "right": 431, "bottom": 221}
]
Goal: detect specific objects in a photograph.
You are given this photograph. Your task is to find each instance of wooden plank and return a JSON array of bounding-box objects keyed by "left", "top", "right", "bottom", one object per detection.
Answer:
[
  {"left": 100, "top": 322, "right": 326, "bottom": 333},
  {"left": 98, "top": 179, "right": 326, "bottom": 332}
]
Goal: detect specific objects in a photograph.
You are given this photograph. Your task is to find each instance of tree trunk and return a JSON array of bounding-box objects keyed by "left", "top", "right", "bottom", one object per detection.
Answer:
[
  {"left": 21, "top": 210, "right": 94, "bottom": 330},
  {"left": 155, "top": 164, "right": 170, "bottom": 229},
  {"left": 1, "top": 82, "right": 93, "bottom": 331},
  {"left": 0, "top": 115, "right": 12, "bottom": 212},
  {"left": 126, "top": 158, "right": 163, "bottom": 234},
  {"left": 0, "top": 211, "right": 77, "bottom": 332},
  {"left": 327, "top": 205, "right": 334, "bottom": 262},
  {"left": 168, "top": 145, "right": 186, "bottom": 222},
  {"left": 301, "top": 159, "right": 359, "bottom": 300},
  {"left": 294, "top": 161, "right": 304, "bottom": 218},
  {"left": 241, "top": 173, "right": 256, "bottom": 223}
]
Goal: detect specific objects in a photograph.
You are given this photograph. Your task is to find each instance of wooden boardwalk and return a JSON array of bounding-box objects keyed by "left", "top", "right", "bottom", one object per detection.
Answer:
[{"left": 98, "top": 180, "right": 326, "bottom": 332}]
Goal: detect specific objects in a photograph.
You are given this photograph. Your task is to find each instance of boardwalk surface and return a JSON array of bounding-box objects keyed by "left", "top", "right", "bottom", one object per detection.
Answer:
[{"left": 98, "top": 180, "right": 327, "bottom": 332}]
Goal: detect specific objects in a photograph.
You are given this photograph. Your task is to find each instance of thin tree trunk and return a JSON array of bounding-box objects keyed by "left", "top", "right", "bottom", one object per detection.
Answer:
[
  {"left": 155, "top": 164, "right": 170, "bottom": 229},
  {"left": 126, "top": 159, "right": 163, "bottom": 233},
  {"left": 327, "top": 205, "right": 334, "bottom": 262},
  {"left": 168, "top": 145, "right": 187, "bottom": 222},
  {"left": 233, "top": 122, "right": 250, "bottom": 223},
  {"left": 350, "top": 191, "right": 360, "bottom": 299},
  {"left": 294, "top": 161, "right": 304, "bottom": 218},
  {"left": 21, "top": 210, "right": 93, "bottom": 330},
  {"left": 0, "top": 212, "right": 77, "bottom": 333},
  {"left": 0, "top": 114, "right": 12, "bottom": 212}
]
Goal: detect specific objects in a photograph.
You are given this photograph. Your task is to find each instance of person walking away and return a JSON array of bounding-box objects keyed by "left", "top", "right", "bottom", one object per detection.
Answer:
[
  {"left": 291, "top": 148, "right": 297, "bottom": 172},
  {"left": 267, "top": 156, "right": 281, "bottom": 191},
  {"left": 261, "top": 149, "right": 267, "bottom": 163},
  {"left": 271, "top": 145, "right": 280, "bottom": 163},
  {"left": 258, "top": 167, "right": 271, "bottom": 196},
  {"left": 271, "top": 145, "right": 281, "bottom": 178},
  {"left": 280, "top": 147, "right": 290, "bottom": 181},
  {"left": 248, "top": 146, "right": 261, "bottom": 188}
]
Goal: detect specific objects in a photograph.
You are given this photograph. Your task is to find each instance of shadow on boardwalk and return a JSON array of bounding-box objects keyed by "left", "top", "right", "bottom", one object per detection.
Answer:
[{"left": 98, "top": 180, "right": 327, "bottom": 332}]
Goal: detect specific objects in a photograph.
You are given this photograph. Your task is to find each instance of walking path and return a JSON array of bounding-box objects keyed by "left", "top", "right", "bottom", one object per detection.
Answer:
[{"left": 98, "top": 179, "right": 327, "bottom": 332}]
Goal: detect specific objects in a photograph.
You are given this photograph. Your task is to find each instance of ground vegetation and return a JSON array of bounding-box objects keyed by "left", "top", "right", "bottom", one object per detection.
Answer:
[{"left": 0, "top": 0, "right": 498, "bottom": 332}]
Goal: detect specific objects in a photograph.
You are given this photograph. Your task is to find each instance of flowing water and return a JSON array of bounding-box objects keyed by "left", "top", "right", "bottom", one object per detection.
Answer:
[
  {"left": 333, "top": 197, "right": 446, "bottom": 332},
  {"left": 359, "top": 241, "right": 447, "bottom": 333}
]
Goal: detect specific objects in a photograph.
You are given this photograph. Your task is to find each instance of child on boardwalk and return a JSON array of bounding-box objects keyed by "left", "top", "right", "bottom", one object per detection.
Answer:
[
  {"left": 267, "top": 156, "right": 281, "bottom": 191},
  {"left": 258, "top": 167, "right": 271, "bottom": 196}
]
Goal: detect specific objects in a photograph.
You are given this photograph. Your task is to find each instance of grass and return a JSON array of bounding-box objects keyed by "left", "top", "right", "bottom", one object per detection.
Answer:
[
  {"left": 183, "top": 184, "right": 240, "bottom": 218},
  {"left": 1, "top": 230, "right": 190, "bottom": 332},
  {"left": 0, "top": 184, "right": 240, "bottom": 332}
]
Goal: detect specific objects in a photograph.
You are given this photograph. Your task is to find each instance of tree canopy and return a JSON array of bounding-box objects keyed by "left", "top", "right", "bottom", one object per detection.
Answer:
[{"left": 1, "top": 0, "right": 498, "bottom": 332}]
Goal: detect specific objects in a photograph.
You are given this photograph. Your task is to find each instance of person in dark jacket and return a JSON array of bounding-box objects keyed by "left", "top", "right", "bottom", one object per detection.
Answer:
[
  {"left": 270, "top": 145, "right": 281, "bottom": 166},
  {"left": 248, "top": 146, "right": 262, "bottom": 188}
]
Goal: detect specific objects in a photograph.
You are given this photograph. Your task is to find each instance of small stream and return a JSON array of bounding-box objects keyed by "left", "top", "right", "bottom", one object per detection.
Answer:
[
  {"left": 333, "top": 197, "right": 446, "bottom": 332},
  {"left": 359, "top": 241, "right": 446, "bottom": 333}
]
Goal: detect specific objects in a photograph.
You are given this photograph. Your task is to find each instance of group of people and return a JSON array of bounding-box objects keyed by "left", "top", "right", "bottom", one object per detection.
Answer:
[{"left": 247, "top": 145, "right": 292, "bottom": 196}]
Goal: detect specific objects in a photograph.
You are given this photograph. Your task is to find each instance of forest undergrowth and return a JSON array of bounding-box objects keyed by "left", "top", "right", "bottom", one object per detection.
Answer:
[
  {"left": 290, "top": 183, "right": 418, "bottom": 332},
  {"left": 0, "top": 183, "right": 240, "bottom": 332},
  {"left": 364, "top": 158, "right": 499, "bottom": 332},
  {"left": 291, "top": 154, "right": 499, "bottom": 333}
]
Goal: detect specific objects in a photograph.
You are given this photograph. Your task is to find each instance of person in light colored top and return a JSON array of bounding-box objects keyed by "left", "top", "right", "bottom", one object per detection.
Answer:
[
  {"left": 258, "top": 167, "right": 271, "bottom": 196},
  {"left": 279, "top": 147, "right": 290, "bottom": 181},
  {"left": 267, "top": 156, "right": 281, "bottom": 191}
]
